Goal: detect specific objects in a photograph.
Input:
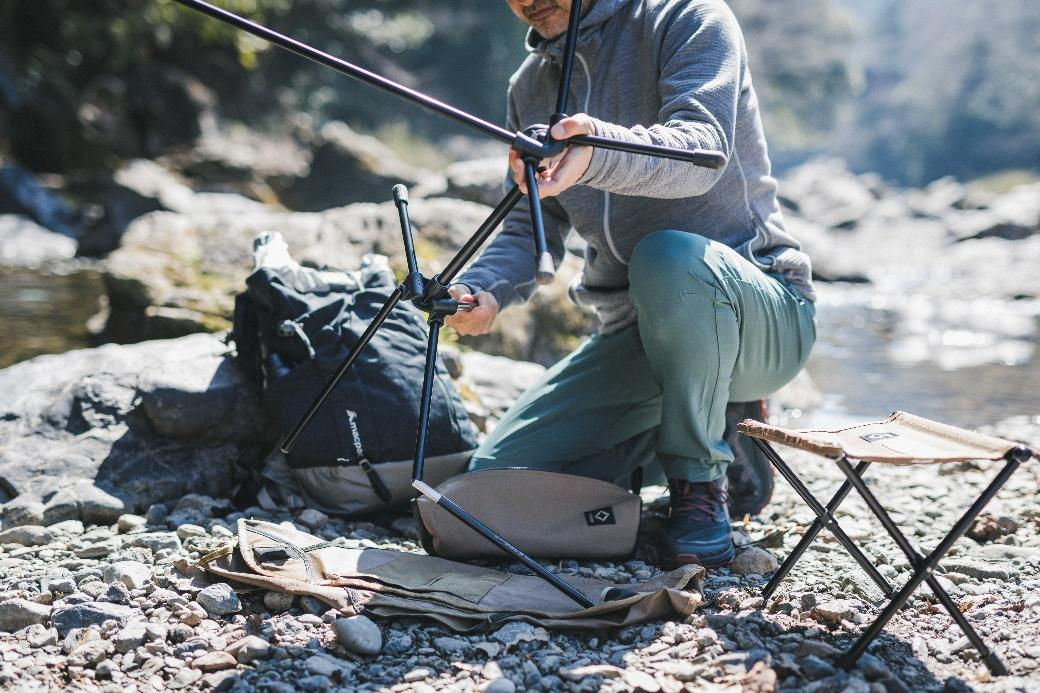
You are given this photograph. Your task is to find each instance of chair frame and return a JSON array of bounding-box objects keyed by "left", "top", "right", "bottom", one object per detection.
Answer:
[{"left": 750, "top": 437, "right": 1033, "bottom": 676}]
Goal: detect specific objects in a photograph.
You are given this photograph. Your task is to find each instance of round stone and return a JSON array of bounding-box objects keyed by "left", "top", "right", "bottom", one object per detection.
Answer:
[
  {"left": 332, "top": 616, "right": 382, "bottom": 656},
  {"left": 195, "top": 583, "right": 241, "bottom": 616}
]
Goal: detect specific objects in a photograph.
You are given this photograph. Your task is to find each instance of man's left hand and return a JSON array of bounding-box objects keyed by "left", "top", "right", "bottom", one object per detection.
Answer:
[{"left": 508, "top": 114, "right": 594, "bottom": 198}]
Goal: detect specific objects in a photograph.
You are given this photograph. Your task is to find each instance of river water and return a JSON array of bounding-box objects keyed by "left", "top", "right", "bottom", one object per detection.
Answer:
[{"left": 0, "top": 268, "right": 1037, "bottom": 427}]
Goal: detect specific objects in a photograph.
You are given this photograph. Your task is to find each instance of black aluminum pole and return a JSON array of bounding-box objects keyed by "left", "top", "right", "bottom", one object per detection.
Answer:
[
  {"left": 554, "top": 0, "right": 585, "bottom": 119},
  {"left": 170, "top": 0, "right": 515, "bottom": 146},
  {"left": 762, "top": 460, "right": 876, "bottom": 600},
  {"left": 280, "top": 287, "right": 404, "bottom": 454},
  {"left": 523, "top": 161, "right": 556, "bottom": 285},
  {"left": 412, "top": 480, "right": 596, "bottom": 608},
  {"left": 411, "top": 318, "right": 442, "bottom": 483},
  {"left": 393, "top": 184, "right": 424, "bottom": 297},
  {"left": 835, "top": 456, "right": 1022, "bottom": 672},
  {"left": 437, "top": 185, "right": 525, "bottom": 285}
]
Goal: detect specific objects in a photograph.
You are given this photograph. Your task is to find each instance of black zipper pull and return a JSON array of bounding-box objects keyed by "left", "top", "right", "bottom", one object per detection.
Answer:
[{"left": 358, "top": 458, "right": 393, "bottom": 504}]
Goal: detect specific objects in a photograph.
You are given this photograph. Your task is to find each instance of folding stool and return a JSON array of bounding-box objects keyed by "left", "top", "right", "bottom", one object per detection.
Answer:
[{"left": 736, "top": 412, "right": 1035, "bottom": 675}]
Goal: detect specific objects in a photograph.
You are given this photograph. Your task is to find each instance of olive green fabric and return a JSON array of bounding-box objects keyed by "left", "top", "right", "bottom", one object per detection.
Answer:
[
  {"left": 200, "top": 519, "right": 703, "bottom": 631},
  {"left": 470, "top": 231, "right": 817, "bottom": 485}
]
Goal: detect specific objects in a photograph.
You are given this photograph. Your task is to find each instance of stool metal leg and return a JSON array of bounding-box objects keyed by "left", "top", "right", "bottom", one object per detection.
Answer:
[
  {"left": 763, "top": 458, "right": 875, "bottom": 600},
  {"left": 835, "top": 455, "right": 1023, "bottom": 674},
  {"left": 753, "top": 440, "right": 895, "bottom": 597}
]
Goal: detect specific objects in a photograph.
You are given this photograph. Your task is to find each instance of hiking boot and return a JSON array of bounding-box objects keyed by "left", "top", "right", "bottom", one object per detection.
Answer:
[
  {"left": 661, "top": 477, "right": 734, "bottom": 568},
  {"left": 725, "top": 399, "right": 774, "bottom": 518}
]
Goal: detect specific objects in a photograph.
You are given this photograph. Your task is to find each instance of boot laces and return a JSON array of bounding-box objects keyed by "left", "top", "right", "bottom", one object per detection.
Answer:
[{"left": 668, "top": 479, "right": 728, "bottom": 523}]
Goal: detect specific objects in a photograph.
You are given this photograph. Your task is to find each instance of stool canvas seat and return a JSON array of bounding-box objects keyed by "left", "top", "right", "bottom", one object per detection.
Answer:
[{"left": 737, "top": 412, "right": 1035, "bottom": 676}]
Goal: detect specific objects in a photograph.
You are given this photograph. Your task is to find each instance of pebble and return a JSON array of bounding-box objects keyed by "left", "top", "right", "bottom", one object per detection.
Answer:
[
  {"left": 433, "top": 636, "right": 469, "bottom": 653},
  {"left": 263, "top": 591, "right": 294, "bottom": 613},
  {"left": 191, "top": 651, "right": 238, "bottom": 672},
  {"left": 113, "top": 622, "right": 148, "bottom": 653},
  {"left": 296, "top": 509, "right": 329, "bottom": 530},
  {"left": 51, "top": 602, "right": 137, "bottom": 635},
  {"left": 103, "top": 561, "right": 152, "bottom": 590},
  {"left": 730, "top": 546, "right": 780, "bottom": 575},
  {"left": 227, "top": 635, "right": 270, "bottom": 663},
  {"left": 403, "top": 668, "right": 433, "bottom": 683},
  {"left": 116, "top": 514, "right": 147, "bottom": 533},
  {"left": 0, "top": 525, "right": 56, "bottom": 546},
  {"left": 332, "top": 616, "right": 382, "bottom": 656},
  {"left": 196, "top": 583, "right": 242, "bottom": 616},
  {"left": 130, "top": 532, "right": 182, "bottom": 553},
  {"left": 483, "top": 678, "right": 516, "bottom": 693}
]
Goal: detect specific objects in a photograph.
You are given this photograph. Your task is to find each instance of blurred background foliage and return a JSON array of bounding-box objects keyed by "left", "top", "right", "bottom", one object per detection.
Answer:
[{"left": 1, "top": 0, "right": 1038, "bottom": 185}]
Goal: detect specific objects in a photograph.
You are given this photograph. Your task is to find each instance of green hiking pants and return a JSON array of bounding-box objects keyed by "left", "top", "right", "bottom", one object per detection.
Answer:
[{"left": 468, "top": 229, "right": 817, "bottom": 485}]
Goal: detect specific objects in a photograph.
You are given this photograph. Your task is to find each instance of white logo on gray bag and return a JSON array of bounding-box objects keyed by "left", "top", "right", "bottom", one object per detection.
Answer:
[{"left": 346, "top": 409, "right": 365, "bottom": 458}]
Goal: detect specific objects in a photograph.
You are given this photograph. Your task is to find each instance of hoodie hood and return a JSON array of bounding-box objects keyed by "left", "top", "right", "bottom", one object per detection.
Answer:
[{"left": 525, "top": 0, "right": 631, "bottom": 57}]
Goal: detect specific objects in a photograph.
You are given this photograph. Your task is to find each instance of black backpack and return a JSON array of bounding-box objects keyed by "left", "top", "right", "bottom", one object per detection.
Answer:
[{"left": 231, "top": 236, "right": 477, "bottom": 511}]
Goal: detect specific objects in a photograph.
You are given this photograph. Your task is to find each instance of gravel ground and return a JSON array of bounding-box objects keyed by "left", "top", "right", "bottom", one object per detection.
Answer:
[{"left": 0, "top": 416, "right": 1036, "bottom": 693}]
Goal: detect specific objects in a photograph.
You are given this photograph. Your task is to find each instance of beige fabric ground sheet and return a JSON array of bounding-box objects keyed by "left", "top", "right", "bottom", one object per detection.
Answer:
[{"left": 200, "top": 519, "right": 703, "bottom": 632}]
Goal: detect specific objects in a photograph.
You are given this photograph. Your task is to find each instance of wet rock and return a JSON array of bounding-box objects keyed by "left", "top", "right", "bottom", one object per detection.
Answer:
[
  {"left": 0, "top": 598, "right": 52, "bottom": 632},
  {"left": 196, "top": 583, "right": 241, "bottom": 616},
  {"left": 332, "top": 615, "right": 382, "bottom": 656},
  {"left": 0, "top": 215, "right": 77, "bottom": 267},
  {"left": 730, "top": 546, "right": 780, "bottom": 575}
]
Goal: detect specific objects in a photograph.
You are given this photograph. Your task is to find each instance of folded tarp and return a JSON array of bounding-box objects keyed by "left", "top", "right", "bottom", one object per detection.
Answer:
[{"left": 200, "top": 519, "right": 703, "bottom": 631}]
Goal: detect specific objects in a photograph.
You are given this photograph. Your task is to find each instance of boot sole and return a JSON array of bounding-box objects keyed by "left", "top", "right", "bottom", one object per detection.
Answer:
[{"left": 660, "top": 544, "right": 735, "bottom": 570}]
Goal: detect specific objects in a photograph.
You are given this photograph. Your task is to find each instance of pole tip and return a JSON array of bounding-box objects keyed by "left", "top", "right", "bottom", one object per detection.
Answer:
[
  {"left": 392, "top": 184, "right": 409, "bottom": 205},
  {"left": 536, "top": 252, "right": 555, "bottom": 285}
]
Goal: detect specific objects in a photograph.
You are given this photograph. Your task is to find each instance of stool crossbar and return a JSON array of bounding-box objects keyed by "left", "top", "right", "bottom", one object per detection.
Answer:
[{"left": 737, "top": 412, "right": 1035, "bottom": 676}]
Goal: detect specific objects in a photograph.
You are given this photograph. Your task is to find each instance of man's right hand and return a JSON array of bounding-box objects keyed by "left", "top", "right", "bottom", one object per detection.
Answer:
[{"left": 444, "top": 284, "right": 499, "bottom": 336}]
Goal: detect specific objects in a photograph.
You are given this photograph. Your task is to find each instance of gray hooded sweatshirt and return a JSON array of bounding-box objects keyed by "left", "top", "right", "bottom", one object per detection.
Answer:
[{"left": 458, "top": 0, "right": 815, "bottom": 334}]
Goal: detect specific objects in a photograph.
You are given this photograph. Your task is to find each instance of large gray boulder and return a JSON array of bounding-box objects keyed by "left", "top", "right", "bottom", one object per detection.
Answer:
[
  {"left": 0, "top": 333, "right": 268, "bottom": 526},
  {"left": 101, "top": 195, "right": 498, "bottom": 343},
  {"left": 440, "top": 157, "right": 508, "bottom": 208},
  {"left": 283, "top": 121, "right": 443, "bottom": 212}
]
